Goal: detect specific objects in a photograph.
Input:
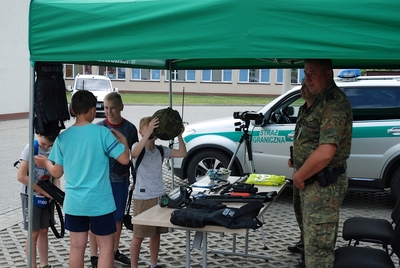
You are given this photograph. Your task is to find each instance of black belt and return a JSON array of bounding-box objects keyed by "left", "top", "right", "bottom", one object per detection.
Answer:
[{"left": 305, "top": 166, "right": 346, "bottom": 185}]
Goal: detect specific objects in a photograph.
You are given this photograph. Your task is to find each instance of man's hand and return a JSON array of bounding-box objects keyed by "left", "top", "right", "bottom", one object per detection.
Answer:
[
  {"left": 292, "top": 170, "right": 305, "bottom": 189},
  {"left": 288, "top": 158, "right": 294, "bottom": 168}
]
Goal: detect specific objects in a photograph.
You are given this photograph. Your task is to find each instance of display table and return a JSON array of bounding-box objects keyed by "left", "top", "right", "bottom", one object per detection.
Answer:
[{"left": 132, "top": 175, "right": 287, "bottom": 267}]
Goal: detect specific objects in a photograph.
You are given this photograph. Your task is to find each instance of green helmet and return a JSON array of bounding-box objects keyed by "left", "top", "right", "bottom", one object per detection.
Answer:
[{"left": 152, "top": 107, "right": 183, "bottom": 140}]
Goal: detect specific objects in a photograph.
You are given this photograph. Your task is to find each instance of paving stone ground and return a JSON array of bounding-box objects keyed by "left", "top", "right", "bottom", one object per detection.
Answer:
[
  {"left": 1, "top": 171, "right": 398, "bottom": 268},
  {"left": 1, "top": 106, "right": 399, "bottom": 267}
]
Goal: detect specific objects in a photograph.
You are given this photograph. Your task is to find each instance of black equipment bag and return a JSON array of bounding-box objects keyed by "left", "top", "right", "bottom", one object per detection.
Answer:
[
  {"left": 207, "top": 201, "right": 264, "bottom": 230},
  {"left": 170, "top": 199, "right": 226, "bottom": 228},
  {"left": 37, "top": 179, "right": 65, "bottom": 206},
  {"left": 123, "top": 189, "right": 134, "bottom": 230},
  {"left": 37, "top": 179, "right": 65, "bottom": 238},
  {"left": 34, "top": 62, "right": 70, "bottom": 136},
  {"left": 49, "top": 202, "right": 65, "bottom": 238},
  {"left": 171, "top": 199, "right": 264, "bottom": 230}
]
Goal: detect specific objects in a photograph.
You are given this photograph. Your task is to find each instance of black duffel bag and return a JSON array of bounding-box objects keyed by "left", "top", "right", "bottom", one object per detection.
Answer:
[{"left": 170, "top": 199, "right": 226, "bottom": 228}]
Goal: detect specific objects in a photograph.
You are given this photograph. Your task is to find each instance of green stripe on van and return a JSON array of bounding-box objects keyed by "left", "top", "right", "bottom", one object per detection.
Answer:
[{"left": 184, "top": 125, "right": 400, "bottom": 144}]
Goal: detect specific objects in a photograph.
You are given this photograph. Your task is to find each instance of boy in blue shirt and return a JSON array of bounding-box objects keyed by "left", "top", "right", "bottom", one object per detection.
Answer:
[
  {"left": 35, "top": 90, "right": 130, "bottom": 268},
  {"left": 89, "top": 92, "right": 138, "bottom": 267}
]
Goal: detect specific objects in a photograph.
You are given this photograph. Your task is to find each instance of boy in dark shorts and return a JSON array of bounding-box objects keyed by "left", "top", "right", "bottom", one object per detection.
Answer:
[
  {"left": 17, "top": 133, "right": 59, "bottom": 268},
  {"left": 89, "top": 92, "right": 139, "bottom": 267},
  {"left": 35, "top": 90, "right": 130, "bottom": 268}
]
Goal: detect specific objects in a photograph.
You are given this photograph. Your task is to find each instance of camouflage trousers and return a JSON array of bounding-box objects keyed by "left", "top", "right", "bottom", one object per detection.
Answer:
[
  {"left": 299, "top": 174, "right": 348, "bottom": 268},
  {"left": 293, "top": 186, "right": 304, "bottom": 251}
]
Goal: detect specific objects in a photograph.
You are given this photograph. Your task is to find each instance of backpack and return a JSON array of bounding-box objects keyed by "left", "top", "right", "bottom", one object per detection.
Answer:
[
  {"left": 34, "top": 62, "right": 69, "bottom": 136},
  {"left": 123, "top": 145, "right": 164, "bottom": 231},
  {"left": 131, "top": 145, "right": 164, "bottom": 185}
]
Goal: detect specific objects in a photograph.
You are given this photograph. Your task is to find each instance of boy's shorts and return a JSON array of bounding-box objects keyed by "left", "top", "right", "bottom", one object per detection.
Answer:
[
  {"left": 65, "top": 212, "right": 116, "bottom": 236},
  {"left": 111, "top": 180, "right": 130, "bottom": 222},
  {"left": 133, "top": 198, "right": 168, "bottom": 238},
  {"left": 21, "top": 193, "right": 54, "bottom": 231}
]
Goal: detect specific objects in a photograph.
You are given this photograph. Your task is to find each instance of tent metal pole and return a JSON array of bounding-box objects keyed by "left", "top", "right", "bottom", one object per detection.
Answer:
[
  {"left": 27, "top": 62, "right": 36, "bottom": 268},
  {"left": 168, "top": 66, "right": 175, "bottom": 189}
]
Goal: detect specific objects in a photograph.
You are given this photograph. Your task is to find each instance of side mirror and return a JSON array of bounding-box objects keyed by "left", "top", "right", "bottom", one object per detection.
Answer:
[
  {"left": 114, "top": 87, "right": 119, "bottom": 92},
  {"left": 253, "top": 117, "right": 264, "bottom": 126},
  {"left": 67, "top": 85, "right": 73, "bottom": 92},
  {"left": 287, "top": 106, "right": 295, "bottom": 116}
]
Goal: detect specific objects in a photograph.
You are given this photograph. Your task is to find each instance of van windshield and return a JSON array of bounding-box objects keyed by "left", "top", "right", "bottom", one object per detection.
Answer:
[{"left": 76, "top": 79, "right": 111, "bottom": 91}]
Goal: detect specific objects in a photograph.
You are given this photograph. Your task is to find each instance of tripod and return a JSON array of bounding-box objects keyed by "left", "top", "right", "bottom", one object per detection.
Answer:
[{"left": 227, "top": 119, "right": 256, "bottom": 173}]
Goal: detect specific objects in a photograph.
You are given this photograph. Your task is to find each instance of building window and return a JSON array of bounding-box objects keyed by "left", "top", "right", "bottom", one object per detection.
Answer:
[
  {"left": 64, "top": 64, "right": 74, "bottom": 79},
  {"left": 99, "top": 66, "right": 125, "bottom": 80},
  {"left": 165, "top": 70, "right": 196, "bottom": 81},
  {"left": 131, "top": 69, "right": 161, "bottom": 81},
  {"left": 276, "top": 69, "right": 305, "bottom": 84},
  {"left": 201, "top": 70, "right": 232, "bottom": 82},
  {"left": 64, "top": 64, "right": 92, "bottom": 78},
  {"left": 84, "top": 65, "right": 92, "bottom": 75},
  {"left": 238, "top": 69, "right": 270, "bottom": 83}
]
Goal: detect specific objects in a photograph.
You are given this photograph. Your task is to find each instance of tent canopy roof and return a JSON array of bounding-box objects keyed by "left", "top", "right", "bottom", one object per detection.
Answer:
[{"left": 29, "top": 0, "right": 400, "bottom": 69}]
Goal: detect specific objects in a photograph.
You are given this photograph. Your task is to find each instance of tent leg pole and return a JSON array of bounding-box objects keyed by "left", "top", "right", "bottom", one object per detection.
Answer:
[
  {"left": 168, "top": 66, "right": 175, "bottom": 189},
  {"left": 27, "top": 62, "right": 36, "bottom": 268}
]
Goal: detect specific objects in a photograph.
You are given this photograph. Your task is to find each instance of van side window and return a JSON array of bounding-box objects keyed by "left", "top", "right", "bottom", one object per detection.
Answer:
[
  {"left": 342, "top": 87, "right": 400, "bottom": 120},
  {"left": 342, "top": 87, "right": 399, "bottom": 108}
]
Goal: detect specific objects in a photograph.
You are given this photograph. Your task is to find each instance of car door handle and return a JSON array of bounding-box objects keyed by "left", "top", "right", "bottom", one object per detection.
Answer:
[
  {"left": 288, "top": 132, "right": 295, "bottom": 140},
  {"left": 388, "top": 128, "right": 400, "bottom": 135}
]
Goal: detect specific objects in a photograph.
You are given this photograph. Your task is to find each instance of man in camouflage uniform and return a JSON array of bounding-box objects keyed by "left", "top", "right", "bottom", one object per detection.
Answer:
[
  {"left": 287, "top": 80, "right": 316, "bottom": 264},
  {"left": 292, "top": 59, "right": 352, "bottom": 268}
]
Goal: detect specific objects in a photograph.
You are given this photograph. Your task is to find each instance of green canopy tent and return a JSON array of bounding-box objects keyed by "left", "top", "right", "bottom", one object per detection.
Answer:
[
  {"left": 29, "top": 0, "right": 400, "bottom": 69},
  {"left": 27, "top": 0, "right": 400, "bottom": 266}
]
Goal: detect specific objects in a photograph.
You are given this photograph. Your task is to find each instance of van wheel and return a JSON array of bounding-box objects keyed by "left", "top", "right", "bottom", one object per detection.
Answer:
[
  {"left": 391, "top": 167, "right": 400, "bottom": 200},
  {"left": 186, "top": 149, "right": 237, "bottom": 184}
]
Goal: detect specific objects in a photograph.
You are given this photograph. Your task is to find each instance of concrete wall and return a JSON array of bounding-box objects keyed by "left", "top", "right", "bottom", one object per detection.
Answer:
[{"left": 0, "top": 1, "right": 30, "bottom": 119}]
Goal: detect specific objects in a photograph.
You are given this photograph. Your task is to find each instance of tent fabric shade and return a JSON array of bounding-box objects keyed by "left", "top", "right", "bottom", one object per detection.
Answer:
[{"left": 29, "top": 0, "right": 400, "bottom": 69}]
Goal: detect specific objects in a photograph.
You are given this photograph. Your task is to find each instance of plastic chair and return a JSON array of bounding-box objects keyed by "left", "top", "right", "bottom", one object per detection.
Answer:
[
  {"left": 342, "top": 197, "right": 400, "bottom": 253},
  {"left": 333, "top": 224, "right": 400, "bottom": 268}
]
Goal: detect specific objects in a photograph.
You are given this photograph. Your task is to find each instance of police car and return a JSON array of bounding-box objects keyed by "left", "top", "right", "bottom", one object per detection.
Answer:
[
  {"left": 174, "top": 71, "right": 400, "bottom": 199},
  {"left": 67, "top": 74, "right": 118, "bottom": 114}
]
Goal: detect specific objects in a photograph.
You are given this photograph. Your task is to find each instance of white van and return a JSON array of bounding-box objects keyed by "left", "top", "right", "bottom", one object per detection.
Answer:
[
  {"left": 174, "top": 74, "right": 400, "bottom": 199},
  {"left": 67, "top": 74, "right": 118, "bottom": 114}
]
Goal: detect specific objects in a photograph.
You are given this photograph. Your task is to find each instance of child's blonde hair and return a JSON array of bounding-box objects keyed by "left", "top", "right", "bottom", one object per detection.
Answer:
[
  {"left": 104, "top": 92, "right": 123, "bottom": 107},
  {"left": 139, "top": 116, "right": 152, "bottom": 130}
]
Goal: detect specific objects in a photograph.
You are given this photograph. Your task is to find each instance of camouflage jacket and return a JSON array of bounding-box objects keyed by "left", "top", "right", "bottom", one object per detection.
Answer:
[{"left": 293, "top": 84, "right": 353, "bottom": 169}]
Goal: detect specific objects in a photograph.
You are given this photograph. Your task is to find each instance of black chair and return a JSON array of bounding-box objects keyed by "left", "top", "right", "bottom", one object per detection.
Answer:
[
  {"left": 342, "top": 197, "right": 400, "bottom": 253},
  {"left": 333, "top": 224, "right": 400, "bottom": 268}
]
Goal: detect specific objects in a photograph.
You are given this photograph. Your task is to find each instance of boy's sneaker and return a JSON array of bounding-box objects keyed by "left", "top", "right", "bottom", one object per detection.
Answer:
[
  {"left": 114, "top": 250, "right": 131, "bottom": 265},
  {"left": 90, "top": 256, "right": 98, "bottom": 268},
  {"left": 149, "top": 265, "right": 164, "bottom": 268}
]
